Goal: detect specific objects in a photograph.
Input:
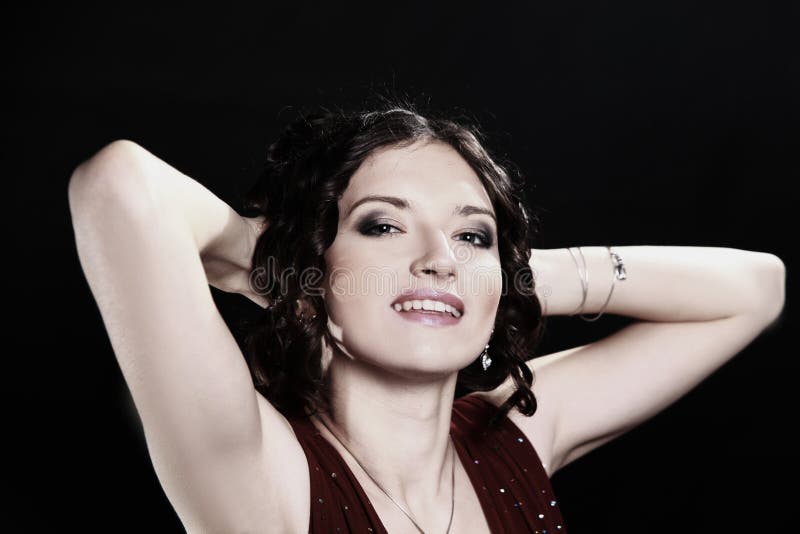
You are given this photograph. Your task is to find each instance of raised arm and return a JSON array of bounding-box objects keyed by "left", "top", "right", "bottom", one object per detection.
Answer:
[
  {"left": 68, "top": 140, "right": 308, "bottom": 532},
  {"left": 484, "top": 245, "right": 785, "bottom": 476}
]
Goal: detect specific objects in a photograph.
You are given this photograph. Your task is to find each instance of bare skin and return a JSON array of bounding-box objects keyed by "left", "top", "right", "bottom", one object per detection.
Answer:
[
  {"left": 300, "top": 140, "right": 503, "bottom": 532},
  {"left": 69, "top": 139, "right": 785, "bottom": 533}
]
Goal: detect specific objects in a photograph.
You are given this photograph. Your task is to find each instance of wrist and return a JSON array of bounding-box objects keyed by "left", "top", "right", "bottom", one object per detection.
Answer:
[{"left": 530, "top": 248, "right": 583, "bottom": 316}]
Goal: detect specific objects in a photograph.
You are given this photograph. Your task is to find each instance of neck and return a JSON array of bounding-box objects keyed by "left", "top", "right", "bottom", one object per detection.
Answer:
[{"left": 310, "top": 353, "right": 458, "bottom": 510}]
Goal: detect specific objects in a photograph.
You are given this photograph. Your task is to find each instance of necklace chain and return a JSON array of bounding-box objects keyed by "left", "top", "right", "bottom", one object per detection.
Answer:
[{"left": 313, "top": 413, "right": 456, "bottom": 534}]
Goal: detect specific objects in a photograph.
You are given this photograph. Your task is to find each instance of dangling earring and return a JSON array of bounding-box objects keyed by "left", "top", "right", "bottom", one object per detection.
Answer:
[
  {"left": 480, "top": 343, "right": 492, "bottom": 370},
  {"left": 480, "top": 328, "right": 494, "bottom": 371}
]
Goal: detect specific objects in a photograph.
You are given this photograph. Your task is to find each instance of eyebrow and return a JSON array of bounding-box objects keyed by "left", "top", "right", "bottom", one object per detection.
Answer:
[{"left": 345, "top": 195, "right": 497, "bottom": 224}]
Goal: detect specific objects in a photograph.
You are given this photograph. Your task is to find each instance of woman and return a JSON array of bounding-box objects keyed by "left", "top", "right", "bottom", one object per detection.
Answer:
[{"left": 68, "top": 104, "right": 785, "bottom": 533}]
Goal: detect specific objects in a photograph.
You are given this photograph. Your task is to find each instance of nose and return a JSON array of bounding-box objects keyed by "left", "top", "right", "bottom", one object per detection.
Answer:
[{"left": 411, "top": 229, "right": 458, "bottom": 280}]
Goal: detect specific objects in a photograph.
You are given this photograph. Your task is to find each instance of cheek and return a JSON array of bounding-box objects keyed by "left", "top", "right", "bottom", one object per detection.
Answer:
[
  {"left": 323, "top": 246, "right": 357, "bottom": 298},
  {"left": 325, "top": 244, "right": 401, "bottom": 299},
  {"left": 323, "top": 265, "right": 388, "bottom": 326},
  {"left": 462, "top": 262, "right": 503, "bottom": 301}
]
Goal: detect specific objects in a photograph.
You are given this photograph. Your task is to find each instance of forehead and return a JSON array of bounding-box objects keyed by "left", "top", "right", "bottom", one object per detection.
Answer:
[{"left": 340, "top": 140, "right": 491, "bottom": 215}]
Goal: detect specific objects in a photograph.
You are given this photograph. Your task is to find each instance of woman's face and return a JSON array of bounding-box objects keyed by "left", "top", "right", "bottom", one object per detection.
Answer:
[{"left": 320, "top": 140, "right": 502, "bottom": 379}]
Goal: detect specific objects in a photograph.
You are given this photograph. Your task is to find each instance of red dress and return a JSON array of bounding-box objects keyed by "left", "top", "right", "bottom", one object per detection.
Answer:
[{"left": 287, "top": 394, "right": 568, "bottom": 533}]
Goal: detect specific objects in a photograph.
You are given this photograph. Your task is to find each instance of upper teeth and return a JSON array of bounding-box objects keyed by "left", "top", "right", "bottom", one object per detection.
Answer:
[{"left": 393, "top": 299, "right": 462, "bottom": 318}]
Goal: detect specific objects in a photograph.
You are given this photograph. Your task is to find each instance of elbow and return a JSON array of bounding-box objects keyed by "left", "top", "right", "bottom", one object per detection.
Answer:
[
  {"left": 68, "top": 139, "right": 151, "bottom": 215},
  {"left": 69, "top": 139, "right": 142, "bottom": 189},
  {"left": 748, "top": 252, "right": 786, "bottom": 327},
  {"left": 766, "top": 254, "right": 786, "bottom": 325}
]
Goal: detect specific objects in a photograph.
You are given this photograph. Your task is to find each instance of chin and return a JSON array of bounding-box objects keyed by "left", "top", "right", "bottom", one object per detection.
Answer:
[{"left": 381, "top": 349, "right": 464, "bottom": 374}]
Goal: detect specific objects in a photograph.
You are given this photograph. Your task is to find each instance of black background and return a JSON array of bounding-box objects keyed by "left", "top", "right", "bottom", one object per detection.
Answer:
[{"left": 11, "top": 2, "right": 796, "bottom": 532}]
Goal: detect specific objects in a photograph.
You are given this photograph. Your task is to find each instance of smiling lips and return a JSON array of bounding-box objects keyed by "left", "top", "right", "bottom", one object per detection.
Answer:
[
  {"left": 390, "top": 289, "right": 465, "bottom": 315},
  {"left": 392, "top": 299, "right": 462, "bottom": 318},
  {"left": 392, "top": 304, "right": 462, "bottom": 326},
  {"left": 390, "top": 289, "right": 465, "bottom": 326}
]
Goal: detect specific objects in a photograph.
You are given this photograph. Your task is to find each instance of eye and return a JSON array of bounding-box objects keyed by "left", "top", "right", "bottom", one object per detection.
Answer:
[
  {"left": 361, "top": 222, "right": 402, "bottom": 236},
  {"left": 457, "top": 231, "right": 492, "bottom": 248},
  {"left": 359, "top": 221, "right": 492, "bottom": 248}
]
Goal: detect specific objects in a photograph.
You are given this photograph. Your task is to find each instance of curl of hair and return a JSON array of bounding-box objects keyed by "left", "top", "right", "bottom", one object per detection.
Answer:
[{"left": 239, "top": 100, "right": 546, "bottom": 431}]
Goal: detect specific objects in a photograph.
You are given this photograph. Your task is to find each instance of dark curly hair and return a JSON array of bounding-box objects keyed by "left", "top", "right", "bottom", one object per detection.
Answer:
[{"left": 239, "top": 99, "right": 546, "bottom": 431}]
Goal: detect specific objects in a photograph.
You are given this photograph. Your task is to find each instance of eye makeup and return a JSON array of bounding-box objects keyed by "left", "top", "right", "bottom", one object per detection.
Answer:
[{"left": 354, "top": 211, "right": 496, "bottom": 248}]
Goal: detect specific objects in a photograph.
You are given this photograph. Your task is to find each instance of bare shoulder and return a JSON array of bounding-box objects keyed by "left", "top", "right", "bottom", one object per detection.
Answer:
[{"left": 467, "top": 352, "right": 568, "bottom": 478}]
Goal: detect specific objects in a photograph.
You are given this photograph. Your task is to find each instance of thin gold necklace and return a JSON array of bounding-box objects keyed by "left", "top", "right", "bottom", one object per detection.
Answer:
[{"left": 313, "top": 413, "right": 456, "bottom": 534}]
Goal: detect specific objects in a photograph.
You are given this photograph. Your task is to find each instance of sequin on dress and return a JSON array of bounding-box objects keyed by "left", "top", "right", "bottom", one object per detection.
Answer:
[{"left": 286, "top": 394, "right": 568, "bottom": 533}]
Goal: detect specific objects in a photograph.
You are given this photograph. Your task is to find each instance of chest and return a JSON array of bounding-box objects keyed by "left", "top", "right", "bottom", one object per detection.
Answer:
[{"left": 366, "top": 458, "right": 492, "bottom": 534}]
